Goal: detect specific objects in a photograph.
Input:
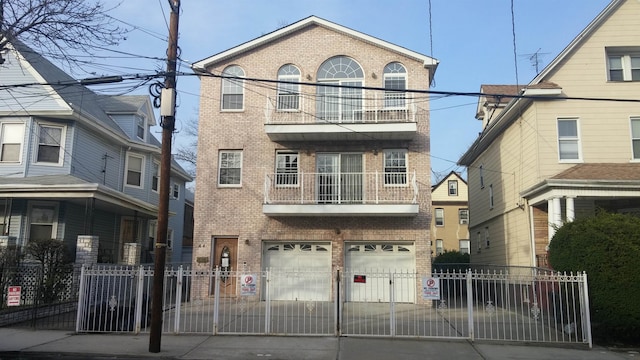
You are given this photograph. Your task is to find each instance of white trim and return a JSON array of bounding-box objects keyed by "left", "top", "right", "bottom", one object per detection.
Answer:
[
  {"left": 34, "top": 122, "right": 66, "bottom": 166},
  {"left": 124, "top": 152, "right": 145, "bottom": 189},
  {"left": 218, "top": 150, "right": 243, "bottom": 187},
  {"left": 0, "top": 121, "right": 25, "bottom": 164},
  {"left": 26, "top": 201, "right": 59, "bottom": 242},
  {"left": 557, "top": 118, "right": 583, "bottom": 163}
]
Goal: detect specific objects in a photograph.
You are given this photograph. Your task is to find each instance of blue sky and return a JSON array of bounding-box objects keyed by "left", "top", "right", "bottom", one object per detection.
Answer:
[{"left": 81, "top": 0, "right": 612, "bottom": 183}]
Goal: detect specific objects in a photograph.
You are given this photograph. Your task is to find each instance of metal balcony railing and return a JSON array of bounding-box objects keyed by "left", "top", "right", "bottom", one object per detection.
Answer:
[
  {"left": 263, "top": 171, "right": 418, "bottom": 205},
  {"left": 265, "top": 94, "right": 417, "bottom": 124}
]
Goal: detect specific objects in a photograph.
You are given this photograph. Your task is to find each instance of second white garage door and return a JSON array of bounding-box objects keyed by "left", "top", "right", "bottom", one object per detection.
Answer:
[
  {"left": 262, "top": 242, "right": 332, "bottom": 301},
  {"left": 345, "top": 243, "right": 416, "bottom": 303}
]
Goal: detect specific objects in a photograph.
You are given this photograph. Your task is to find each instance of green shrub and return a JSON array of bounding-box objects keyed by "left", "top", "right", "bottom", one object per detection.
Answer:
[
  {"left": 549, "top": 211, "right": 640, "bottom": 344},
  {"left": 432, "top": 250, "right": 470, "bottom": 272}
]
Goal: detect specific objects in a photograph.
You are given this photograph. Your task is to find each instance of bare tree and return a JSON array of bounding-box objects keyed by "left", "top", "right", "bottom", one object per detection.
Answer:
[
  {"left": 0, "top": 0, "right": 127, "bottom": 68},
  {"left": 174, "top": 114, "right": 198, "bottom": 179}
]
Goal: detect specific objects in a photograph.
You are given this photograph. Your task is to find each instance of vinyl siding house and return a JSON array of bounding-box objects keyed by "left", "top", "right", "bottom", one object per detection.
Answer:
[
  {"left": 191, "top": 16, "right": 437, "bottom": 302},
  {"left": 0, "top": 41, "right": 192, "bottom": 264},
  {"left": 458, "top": 0, "right": 640, "bottom": 267},
  {"left": 430, "top": 172, "right": 469, "bottom": 257}
]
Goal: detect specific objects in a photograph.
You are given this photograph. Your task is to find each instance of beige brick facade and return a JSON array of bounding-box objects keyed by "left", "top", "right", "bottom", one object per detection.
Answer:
[{"left": 192, "top": 18, "right": 435, "bottom": 302}]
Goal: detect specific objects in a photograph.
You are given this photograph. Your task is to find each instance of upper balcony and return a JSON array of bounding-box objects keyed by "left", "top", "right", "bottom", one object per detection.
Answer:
[
  {"left": 263, "top": 171, "right": 419, "bottom": 217},
  {"left": 264, "top": 94, "right": 419, "bottom": 142}
]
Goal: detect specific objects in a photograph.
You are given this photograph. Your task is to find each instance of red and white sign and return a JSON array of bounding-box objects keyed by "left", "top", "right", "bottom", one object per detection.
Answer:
[
  {"left": 240, "top": 274, "right": 257, "bottom": 296},
  {"left": 7, "top": 286, "right": 21, "bottom": 306},
  {"left": 421, "top": 277, "right": 441, "bottom": 300}
]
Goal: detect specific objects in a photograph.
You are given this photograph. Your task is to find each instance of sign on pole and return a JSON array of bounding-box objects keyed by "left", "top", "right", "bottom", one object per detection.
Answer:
[
  {"left": 240, "top": 274, "right": 257, "bottom": 296},
  {"left": 7, "top": 286, "right": 21, "bottom": 306},
  {"left": 421, "top": 277, "right": 441, "bottom": 300}
]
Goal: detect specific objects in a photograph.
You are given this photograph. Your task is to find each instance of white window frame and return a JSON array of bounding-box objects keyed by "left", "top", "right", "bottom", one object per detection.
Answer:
[
  {"left": 167, "top": 228, "right": 174, "bottom": 250},
  {"left": 477, "top": 232, "right": 482, "bottom": 253},
  {"left": 607, "top": 50, "right": 640, "bottom": 82},
  {"left": 35, "top": 123, "right": 65, "bottom": 166},
  {"left": 459, "top": 239, "right": 470, "bottom": 255},
  {"left": 383, "top": 149, "right": 408, "bottom": 186},
  {"left": 0, "top": 122, "right": 24, "bottom": 163},
  {"left": 557, "top": 118, "right": 582, "bottom": 162},
  {"left": 151, "top": 160, "right": 160, "bottom": 193},
  {"left": 383, "top": 62, "right": 407, "bottom": 109},
  {"left": 275, "top": 151, "right": 299, "bottom": 187},
  {"left": 221, "top": 65, "right": 245, "bottom": 111},
  {"left": 434, "top": 208, "right": 444, "bottom": 226},
  {"left": 489, "top": 184, "right": 494, "bottom": 209},
  {"left": 459, "top": 208, "right": 469, "bottom": 225},
  {"left": 27, "top": 201, "right": 59, "bottom": 242},
  {"left": 435, "top": 239, "right": 444, "bottom": 256},
  {"left": 218, "top": 150, "right": 243, "bottom": 187},
  {"left": 485, "top": 227, "right": 490, "bottom": 248},
  {"left": 631, "top": 117, "right": 640, "bottom": 161},
  {"left": 276, "top": 64, "right": 301, "bottom": 111},
  {"left": 136, "top": 115, "right": 146, "bottom": 141},
  {"left": 479, "top": 164, "right": 484, "bottom": 189},
  {"left": 125, "top": 152, "right": 145, "bottom": 188},
  {"left": 171, "top": 183, "right": 180, "bottom": 199},
  {"left": 448, "top": 180, "right": 458, "bottom": 196}
]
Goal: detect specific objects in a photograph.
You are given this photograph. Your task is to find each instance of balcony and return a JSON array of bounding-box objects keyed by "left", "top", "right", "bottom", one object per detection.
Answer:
[
  {"left": 264, "top": 94, "right": 419, "bottom": 142},
  {"left": 263, "top": 171, "right": 419, "bottom": 217}
]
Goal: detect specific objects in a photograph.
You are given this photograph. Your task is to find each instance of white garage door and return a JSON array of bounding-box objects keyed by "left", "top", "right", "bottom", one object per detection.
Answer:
[
  {"left": 262, "top": 242, "right": 332, "bottom": 301},
  {"left": 345, "top": 243, "right": 415, "bottom": 303}
]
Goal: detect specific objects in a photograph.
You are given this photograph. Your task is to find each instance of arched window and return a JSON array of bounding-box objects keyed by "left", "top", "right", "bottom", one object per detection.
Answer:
[
  {"left": 316, "top": 56, "right": 363, "bottom": 122},
  {"left": 221, "top": 65, "right": 245, "bottom": 110},
  {"left": 277, "top": 64, "right": 301, "bottom": 110},
  {"left": 383, "top": 62, "right": 407, "bottom": 108}
]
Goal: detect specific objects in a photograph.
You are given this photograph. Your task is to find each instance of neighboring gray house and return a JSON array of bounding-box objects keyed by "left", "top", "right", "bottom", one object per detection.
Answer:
[{"left": 0, "top": 41, "right": 192, "bottom": 264}]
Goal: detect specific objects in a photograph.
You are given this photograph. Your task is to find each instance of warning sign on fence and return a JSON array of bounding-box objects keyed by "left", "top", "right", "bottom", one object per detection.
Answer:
[
  {"left": 421, "top": 277, "right": 441, "bottom": 300},
  {"left": 7, "top": 286, "right": 20, "bottom": 307},
  {"left": 240, "top": 274, "right": 257, "bottom": 296}
]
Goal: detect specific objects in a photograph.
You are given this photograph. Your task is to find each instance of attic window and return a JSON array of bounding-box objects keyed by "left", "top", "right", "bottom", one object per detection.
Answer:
[
  {"left": 607, "top": 49, "right": 640, "bottom": 82},
  {"left": 136, "top": 116, "right": 145, "bottom": 140}
]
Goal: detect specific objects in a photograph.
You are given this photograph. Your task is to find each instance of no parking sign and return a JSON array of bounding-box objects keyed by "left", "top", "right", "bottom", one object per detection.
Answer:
[
  {"left": 421, "top": 277, "right": 441, "bottom": 300},
  {"left": 240, "top": 274, "right": 257, "bottom": 296}
]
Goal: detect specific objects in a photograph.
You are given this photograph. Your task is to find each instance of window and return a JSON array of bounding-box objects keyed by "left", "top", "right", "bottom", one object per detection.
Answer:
[
  {"left": 489, "top": 184, "right": 494, "bottom": 209},
  {"left": 477, "top": 232, "right": 482, "bottom": 253},
  {"left": 221, "top": 65, "right": 245, "bottom": 110},
  {"left": 0, "top": 123, "right": 24, "bottom": 162},
  {"left": 172, "top": 183, "right": 180, "bottom": 199},
  {"left": 435, "top": 239, "right": 444, "bottom": 256},
  {"left": 151, "top": 161, "right": 159, "bottom": 192},
  {"left": 316, "top": 153, "right": 363, "bottom": 203},
  {"left": 125, "top": 153, "right": 144, "bottom": 187},
  {"left": 607, "top": 51, "right": 640, "bottom": 81},
  {"left": 557, "top": 118, "right": 581, "bottom": 161},
  {"left": 167, "top": 228, "right": 173, "bottom": 249},
  {"left": 218, "top": 150, "right": 242, "bottom": 186},
  {"left": 277, "top": 64, "right": 301, "bottom": 110},
  {"left": 448, "top": 180, "right": 458, "bottom": 196},
  {"left": 36, "top": 124, "right": 63, "bottom": 164},
  {"left": 316, "top": 56, "right": 363, "bottom": 122},
  {"left": 459, "top": 240, "right": 470, "bottom": 255},
  {"left": 136, "top": 116, "right": 146, "bottom": 140},
  {"left": 485, "top": 227, "right": 490, "bottom": 248},
  {"left": 275, "top": 151, "right": 298, "bottom": 186},
  {"left": 631, "top": 117, "right": 640, "bottom": 160},
  {"left": 435, "top": 208, "right": 444, "bottom": 226},
  {"left": 383, "top": 62, "right": 407, "bottom": 108},
  {"left": 28, "top": 202, "right": 58, "bottom": 241},
  {"left": 384, "top": 149, "right": 407, "bottom": 185},
  {"left": 459, "top": 209, "right": 469, "bottom": 224},
  {"left": 479, "top": 165, "right": 484, "bottom": 189}
]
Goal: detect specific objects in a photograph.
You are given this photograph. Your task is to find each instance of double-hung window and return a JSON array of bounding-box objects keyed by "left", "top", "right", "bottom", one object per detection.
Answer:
[
  {"left": 36, "top": 124, "right": 64, "bottom": 164},
  {"left": 631, "top": 117, "right": 640, "bottom": 160},
  {"left": 221, "top": 65, "right": 245, "bottom": 110},
  {"left": 219, "top": 150, "right": 242, "bottom": 186},
  {"left": 0, "top": 123, "right": 24, "bottom": 163},
  {"left": 607, "top": 49, "right": 640, "bottom": 81},
  {"left": 277, "top": 65, "right": 301, "bottom": 111},
  {"left": 151, "top": 161, "right": 159, "bottom": 192},
  {"left": 136, "top": 116, "right": 146, "bottom": 140},
  {"left": 459, "top": 209, "right": 469, "bottom": 224},
  {"left": 384, "top": 149, "right": 407, "bottom": 185},
  {"left": 557, "top": 118, "right": 581, "bottom": 161},
  {"left": 448, "top": 180, "right": 458, "bottom": 196},
  {"left": 435, "top": 208, "right": 444, "bottom": 226},
  {"left": 435, "top": 239, "right": 444, "bottom": 256},
  {"left": 383, "top": 62, "right": 407, "bottom": 108},
  {"left": 125, "top": 153, "right": 144, "bottom": 188},
  {"left": 275, "top": 151, "right": 298, "bottom": 186}
]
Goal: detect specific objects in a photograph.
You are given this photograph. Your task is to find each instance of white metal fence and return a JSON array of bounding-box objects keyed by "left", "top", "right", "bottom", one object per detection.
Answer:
[{"left": 75, "top": 266, "right": 592, "bottom": 347}]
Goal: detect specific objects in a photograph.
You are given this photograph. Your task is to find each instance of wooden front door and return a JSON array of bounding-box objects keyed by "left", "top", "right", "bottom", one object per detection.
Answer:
[{"left": 213, "top": 238, "right": 238, "bottom": 296}]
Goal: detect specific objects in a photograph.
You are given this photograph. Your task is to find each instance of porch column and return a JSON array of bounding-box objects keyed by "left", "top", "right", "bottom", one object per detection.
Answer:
[
  {"left": 566, "top": 196, "right": 575, "bottom": 222},
  {"left": 548, "top": 197, "right": 562, "bottom": 241}
]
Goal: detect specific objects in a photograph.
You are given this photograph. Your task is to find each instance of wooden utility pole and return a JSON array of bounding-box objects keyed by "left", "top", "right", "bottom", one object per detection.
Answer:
[{"left": 149, "top": 0, "right": 180, "bottom": 353}]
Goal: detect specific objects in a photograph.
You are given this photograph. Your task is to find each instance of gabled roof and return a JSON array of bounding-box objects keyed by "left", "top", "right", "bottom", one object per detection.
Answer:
[
  {"left": 459, "top": 0, "right": 624, "bottom": 166},
  {"left": 98, "top": 95, "right": 157, "bottom": 127},
  {"left": 192, "top": 15, "right": 439, "bottom": 83},
  {"left": 431, "top": 171, "right": 467, "bottom": 191}
]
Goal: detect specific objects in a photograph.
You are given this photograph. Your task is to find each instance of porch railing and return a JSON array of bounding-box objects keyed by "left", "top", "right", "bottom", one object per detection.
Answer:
[{"left": 263, "top": 171, "right": 418, "bottom": 205}]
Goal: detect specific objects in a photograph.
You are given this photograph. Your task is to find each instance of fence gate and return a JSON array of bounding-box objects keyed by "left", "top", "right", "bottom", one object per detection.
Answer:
[{"left": 74, "top": 266, "right": 592, "bottom": 347}]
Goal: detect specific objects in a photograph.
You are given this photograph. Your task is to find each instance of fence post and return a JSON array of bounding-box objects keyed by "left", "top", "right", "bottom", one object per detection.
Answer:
[
  {"left": 389, "top": 272, "right": 395, "bottom": 336},
  {"left": 466, "top": 269, "right": 474, "bottom": 342},
  {"left": 581, "top": 272, "right": 592, "bottom": 348},
  {"left": 75, "top": 264, "right": 87, "bottom": 332},
  {"left": 134, "top": 266, "right": 145, "bottom": 334},
  {"left": 174, "top": 266, "right": 183, "bottom": 334},
  {"left": 213, "top": 267, "right": 221, "bottom": 335},
  {"left": 335, "top": 269, "right": 340, "bottom": 336},
  {"left": 265, "top": 269, "right": 271, "bottom": 334}
]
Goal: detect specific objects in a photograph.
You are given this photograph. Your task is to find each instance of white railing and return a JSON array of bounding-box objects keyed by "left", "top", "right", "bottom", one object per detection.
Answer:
[
  {"left": 265, "top": 93, "right": 417, "bottom": 124},
  {"left": 75, "top": 266, "right": 592, "bottom": 346},
  {"left": 263, "top": 171, "right": 418, "bottom": 205}
]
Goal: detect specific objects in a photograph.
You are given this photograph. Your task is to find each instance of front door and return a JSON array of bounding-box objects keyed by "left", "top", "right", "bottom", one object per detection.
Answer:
[{"left": 213, "top": 238, "right": 238, "bottom": 296}]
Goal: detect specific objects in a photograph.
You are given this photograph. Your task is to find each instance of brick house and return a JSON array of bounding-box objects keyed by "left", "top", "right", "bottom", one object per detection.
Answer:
[{"left": 191, "top": 16, "right": 438, "bottom": 302}]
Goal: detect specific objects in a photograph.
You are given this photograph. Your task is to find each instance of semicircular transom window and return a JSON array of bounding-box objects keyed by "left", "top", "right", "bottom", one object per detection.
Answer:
[
  {"left": 221, "top": 65, "right": 245, "bottom": 110},
  {"left": 383, "top": 62, "right": 407, "bottom": 108},
  {"left": 316, "top": 56, "right": 363, "bottom": 123},
  {"left": 277, "top": 64, "right": 301, "bottom": 111}
]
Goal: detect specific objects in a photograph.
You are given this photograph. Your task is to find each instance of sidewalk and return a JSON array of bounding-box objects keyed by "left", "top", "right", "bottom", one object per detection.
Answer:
[{"left": 0, "top": 328, "right": 635, "bottom": 360}]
